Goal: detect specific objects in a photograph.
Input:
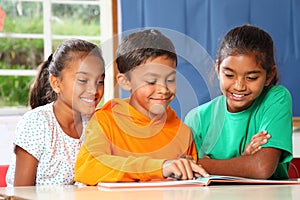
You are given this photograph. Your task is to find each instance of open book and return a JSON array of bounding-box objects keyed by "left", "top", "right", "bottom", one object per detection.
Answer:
[{"left": 98, "top": 175, "right": 300, "bottom": 189}]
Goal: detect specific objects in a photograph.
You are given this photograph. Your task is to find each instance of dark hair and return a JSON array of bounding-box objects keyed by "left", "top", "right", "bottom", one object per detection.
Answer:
[
  {"left": 29, "top": 39, "right": 105, "bottom": 109},
  {"left": 216, "top": 24, "right": 278, "bottom": 85},
  {"left": 116, "top": 29, "right": 177, "bottom": 74}
]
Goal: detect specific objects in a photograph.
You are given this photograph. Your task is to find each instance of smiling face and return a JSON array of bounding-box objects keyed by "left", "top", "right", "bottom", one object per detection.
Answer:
[
  {"left": 217, "top": 53, "right": 274, "bottom": 113},
  {"left": 55, "top": 54, "right": 105, "bottom": 115},
  {"left": 119, "top": 56, "right": 176, "bottom": 119}
]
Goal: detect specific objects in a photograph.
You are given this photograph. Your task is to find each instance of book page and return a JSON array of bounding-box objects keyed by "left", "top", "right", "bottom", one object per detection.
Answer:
[
  {"left": 98, "top": 179, "right": 207, "bottom": 189},
  {"left": 98, "top": 176, "right": 300, "bottom": 189}
]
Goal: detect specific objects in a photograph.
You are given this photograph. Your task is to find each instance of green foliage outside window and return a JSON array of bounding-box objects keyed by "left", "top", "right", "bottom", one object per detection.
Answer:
[{"left": 0, "top": 62, "right": 33, "bottom": 107}]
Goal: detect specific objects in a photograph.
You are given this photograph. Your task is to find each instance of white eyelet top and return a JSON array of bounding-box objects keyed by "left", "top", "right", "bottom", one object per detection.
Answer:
[{"left": 6, "top": 102, "right": 90, "bottom": 186}]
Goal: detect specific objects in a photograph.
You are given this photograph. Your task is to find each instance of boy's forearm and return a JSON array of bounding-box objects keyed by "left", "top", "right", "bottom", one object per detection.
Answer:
[{"left": 75, "top": 148, "right": 166, "bottom": 184}]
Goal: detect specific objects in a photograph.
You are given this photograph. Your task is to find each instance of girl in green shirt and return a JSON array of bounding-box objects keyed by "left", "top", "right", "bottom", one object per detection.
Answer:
[{"left": 185, "top": 24, "right": 293, "bottom": 179}]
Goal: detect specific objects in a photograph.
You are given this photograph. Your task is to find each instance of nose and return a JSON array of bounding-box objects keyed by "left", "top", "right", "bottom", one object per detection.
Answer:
[
  {"left": 234, "top": 78, "right": 246, "bottom": 91},
  {"left": 156, "top": 82, "right": 168, "bottom": 94},
  {"left": 87, "top": 82, "right": 98, "bottom": 95}
]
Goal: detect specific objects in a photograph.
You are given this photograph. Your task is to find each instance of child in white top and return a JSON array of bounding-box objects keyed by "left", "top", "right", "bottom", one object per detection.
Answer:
[{"left": 6, "top": 39, "right": 105, "bottom": 186}]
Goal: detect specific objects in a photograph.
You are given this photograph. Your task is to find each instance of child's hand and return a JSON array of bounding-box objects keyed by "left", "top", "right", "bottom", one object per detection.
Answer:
[
  {"left": 242, "top": 130, "right": 271, "bottom": 156},
  {"left": 202, "top": 155, "right": 210, "bottom": 159},
  {"left": 162, "top": 158, "right": 209, "bottom": 180}
]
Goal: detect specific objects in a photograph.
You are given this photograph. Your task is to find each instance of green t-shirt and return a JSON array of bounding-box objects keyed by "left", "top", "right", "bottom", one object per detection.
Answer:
[{"left": 184, "top": 85, "right": 293, "bottom": 179}]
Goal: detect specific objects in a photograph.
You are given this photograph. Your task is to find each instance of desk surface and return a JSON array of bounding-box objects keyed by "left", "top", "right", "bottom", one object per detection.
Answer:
[{"left": 1, "top": 184, "right": 300, "bottom": 200}]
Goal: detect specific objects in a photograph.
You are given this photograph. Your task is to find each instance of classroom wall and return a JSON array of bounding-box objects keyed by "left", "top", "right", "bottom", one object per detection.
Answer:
[
  {"left": 0, "top": 115, "right": 19, "bottom": 164},
  {"left": 119, "top": 0, "right": 300, "bottom": 118}
]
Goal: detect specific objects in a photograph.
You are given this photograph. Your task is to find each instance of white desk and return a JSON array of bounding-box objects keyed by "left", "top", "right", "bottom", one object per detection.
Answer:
[{"left": 1, "top": 185, "right": 300, "bottom": 200}]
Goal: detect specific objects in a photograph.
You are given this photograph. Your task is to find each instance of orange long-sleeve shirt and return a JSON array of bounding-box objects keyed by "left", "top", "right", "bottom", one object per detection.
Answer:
[{"left": 74, "top": 98, "right": 197, "bottom": 185}]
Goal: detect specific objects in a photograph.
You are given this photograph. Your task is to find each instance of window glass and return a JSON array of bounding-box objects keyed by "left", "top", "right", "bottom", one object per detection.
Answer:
[{"left": 0, "top": 1, "right": 43, "bottom": 33}]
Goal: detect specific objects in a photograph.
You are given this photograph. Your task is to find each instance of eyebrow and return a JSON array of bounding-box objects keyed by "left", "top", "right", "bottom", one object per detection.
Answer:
[
  {"left": 143, "top": 71, "right": 176, "bottom": 77},
  {"left": 222, "top": 67, "right": 262, "bottom": 75},
  {"left": 76, "top": 71, "right": 105, "bottom": 77}
]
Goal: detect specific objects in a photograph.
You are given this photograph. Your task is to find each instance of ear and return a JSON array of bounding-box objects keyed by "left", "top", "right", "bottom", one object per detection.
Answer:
[
  {"left": 265, "top": 65, "right": 277, "bottom": 86},
  {"left": 116, "top": 73, "right": 131, "bottom": 91},
  {"left": 49, "top": 74, "right": 61, "bottom": 94}
]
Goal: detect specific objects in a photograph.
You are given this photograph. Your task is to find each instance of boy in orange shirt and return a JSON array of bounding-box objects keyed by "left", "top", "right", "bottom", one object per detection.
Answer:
[{"left": 74, "top": 29, "right": 209, "bottom": 185}]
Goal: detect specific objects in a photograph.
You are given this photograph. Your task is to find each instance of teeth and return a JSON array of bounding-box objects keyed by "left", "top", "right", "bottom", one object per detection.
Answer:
[
  {"left": 233, "top": 94, "right": 244, "bottom": 98},
  {"left": 81, "top": 98, "right": 94, "bottom": 103}
]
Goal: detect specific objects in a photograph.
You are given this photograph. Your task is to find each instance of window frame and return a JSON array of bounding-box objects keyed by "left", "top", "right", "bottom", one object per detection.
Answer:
[{"left": 0, "top": 0, "right": 117, "bottom": 109}]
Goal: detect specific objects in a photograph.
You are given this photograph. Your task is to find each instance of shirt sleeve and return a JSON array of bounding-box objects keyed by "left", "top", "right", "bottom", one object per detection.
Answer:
[
  {"left": 184, "top": 107, "right": 204, "bottom": 156},
  {"left": 259, "top": 86, "right": 293, "bottom": 163},
  {"left": 184, "top": 107, "right": 200, "bottom": 135},
  {"left": 14, "top": 110, "right": 47, "bottom": 160},
  {"left": 74, "top": 114, "right": 165, "bottom": 185}
]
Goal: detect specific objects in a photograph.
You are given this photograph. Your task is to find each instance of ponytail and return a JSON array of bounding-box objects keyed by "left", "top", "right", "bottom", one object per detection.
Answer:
[{"left": 29, "top": 54, "right": 57, "bottom": 109}]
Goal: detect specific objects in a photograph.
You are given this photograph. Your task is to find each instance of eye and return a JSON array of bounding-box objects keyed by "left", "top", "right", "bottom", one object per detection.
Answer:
[
  {"left": 223, "top": 72, "right": 234, "bottom": 78},
  {"left": 146, "top": 80, "right": 157, "bottom": 85},
  {"left": 78, "top": 79, "right": 87, "bottom": 83},
  {"left": 166, "top": 78, "right": 176, "bottom": 83},
  {"left": 246, "top": 76, "right": 258, "bottom": 81},
  {"left": 98, "top": 80, "right": 104, "bottom": 85}
]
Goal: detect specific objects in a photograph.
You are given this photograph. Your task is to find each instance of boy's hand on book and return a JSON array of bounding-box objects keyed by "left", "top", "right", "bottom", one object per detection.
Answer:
[
  {"left": 243, "top": 130, "right": 271, "bottom": 156},
  {"left": 162, "top": 158, "right": 209, "bottom": 180}
]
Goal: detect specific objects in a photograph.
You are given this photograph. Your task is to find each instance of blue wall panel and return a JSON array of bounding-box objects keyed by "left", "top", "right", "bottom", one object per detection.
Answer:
[{"left": 119, "top": 0, "right": 300, "bottom": 117}]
